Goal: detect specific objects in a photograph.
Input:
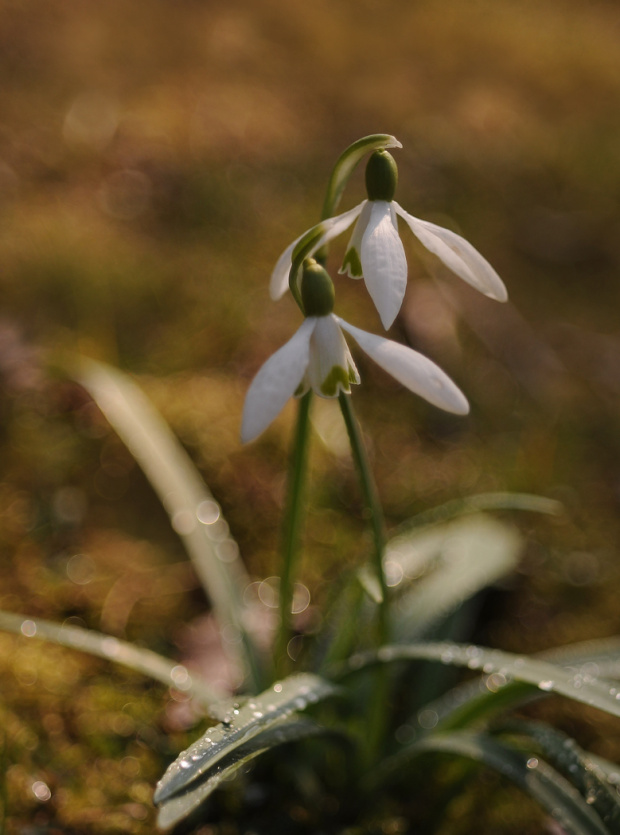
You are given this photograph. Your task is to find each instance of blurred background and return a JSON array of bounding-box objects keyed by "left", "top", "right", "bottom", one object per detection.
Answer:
[{"left": 2, "top": 0, "right": 620, "bottom": 831}]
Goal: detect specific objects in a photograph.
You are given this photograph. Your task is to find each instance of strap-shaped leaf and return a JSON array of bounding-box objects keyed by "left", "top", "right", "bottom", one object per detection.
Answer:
[
  {"left": 386, "top": 514, "right": 522, "bottom": 638},
  {"left": 416, "top": 637, "right": 620, "bottom": 732},
  {"left": 154, "top": 673, "right": 339, "bottom": 806},
  {"left": 157, "top": 719, "right": 325, "bottom": 830},
  {"left": 69, "top": 357, "right": 263, "bottom": 690},
  {"left": 0, "top": 609, "right": 222, "bottom": 707},
  {"left": 500, "top": 720, "right": 620, "bottom": 831},
  {"left": 407, "top": 732, "right": 609, "bottom": 835},
  {"left": 393, "top": 491, "right": 563, "bottom": 535},
  {"left": 341, "top": 642, "right": 620, "bottom": 720}
]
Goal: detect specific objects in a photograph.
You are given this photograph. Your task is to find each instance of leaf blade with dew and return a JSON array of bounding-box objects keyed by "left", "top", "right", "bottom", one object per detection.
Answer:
[
  {"left": 154, "top": 673, "right": 340, "bottom": 805},
  {"left": 0, "top": 609, "right": 224, "bottom": 708},
  {"left": 400, "top": 732, "right": 610, "bottom": 835},
  {"left": 410, "top": 636, "right": 620, "bottom": 734},
  {"left": 498, "top": 719, "right": 620, "bottom": 830},
  {"left": 66, "top": 356, "right": 263, "bottom": 691},
  {"left": 321, "top": 134, "right": 402, "bottom": 221},
  {"left": 156, "top": 719, "right": 329, "bottom": 830},
  {"left": 340, "top": 641, "right": 620, "bottom": 721},
  {"left": 385, "top": 514, "right": 523, "bottom": 639}
]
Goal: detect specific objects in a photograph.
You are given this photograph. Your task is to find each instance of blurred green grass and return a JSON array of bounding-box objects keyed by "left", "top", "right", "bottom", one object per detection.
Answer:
[{"left": 2, "top": 0, "right": 620, "bottom": 831}]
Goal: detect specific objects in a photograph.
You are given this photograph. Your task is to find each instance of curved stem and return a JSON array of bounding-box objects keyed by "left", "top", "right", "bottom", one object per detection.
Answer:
[
  {"left": 321, "top": 134, "right": 402, "bottom": 221},
  {"left": 274, "top": 391, "right": 313, "bottom": 677}
]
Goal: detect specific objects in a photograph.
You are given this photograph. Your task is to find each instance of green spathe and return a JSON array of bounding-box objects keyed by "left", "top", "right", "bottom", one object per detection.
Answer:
[
  {"left": 365, "top": 150, "right": 398, "bottom": 202},
  {"left": 301, "top": 260, "right": 335, "bottom": 317}
]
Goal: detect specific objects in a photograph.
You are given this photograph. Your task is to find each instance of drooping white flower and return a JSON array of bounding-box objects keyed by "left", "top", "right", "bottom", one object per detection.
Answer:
[
  {"left": 270, "top": 150, "right": 507, "bottom": 330},
  {"left": 241, "top": 313, "right": 469, "bottom": 444}
]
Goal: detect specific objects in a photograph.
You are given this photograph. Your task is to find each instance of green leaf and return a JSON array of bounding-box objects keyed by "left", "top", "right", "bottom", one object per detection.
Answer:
[
  {"left": 0, "top": 609, "right": 223, "bottom": 708},
  {"left": 405, "top": 732, "right": 610, "bottom": 835},
  {"left": 385, "top": 514, "right": 522, "bottom": 638},
  {"left": 417, "top": 637, "right": 620, "bottom": 732},
  {"left": 341, "top": 641, "right": 620, "bottom": 721},
  {"left": 394, "top": 491, "right": 563, "bottom": 535},
  {"left": 67, "top": 357, "right": 263, "bottom": 691},
  {"left": 156, "top": 719, "right": 325, "bottom": 830},
  {"left": 154, "top": 673, "right": 340, "bottom": 806},
  {"left": 500, "top": 720, "right": 620, "bottom": 831},
  {"left": 321, "top": 134, "right": 402, "bottom": 220}
]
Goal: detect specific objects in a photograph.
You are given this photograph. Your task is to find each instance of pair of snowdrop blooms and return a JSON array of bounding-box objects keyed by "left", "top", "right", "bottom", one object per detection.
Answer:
[{"left": 241, "top": 149, "right": 507, "bottom": 444}]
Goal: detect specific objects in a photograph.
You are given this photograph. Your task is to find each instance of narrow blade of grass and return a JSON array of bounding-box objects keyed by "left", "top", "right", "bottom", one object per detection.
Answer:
[
  {"left": 69, "top": 357, "right": 262, "bottom": 690},
  {"left": 0, "top": 609, "right": 223, "bottom": 708}
]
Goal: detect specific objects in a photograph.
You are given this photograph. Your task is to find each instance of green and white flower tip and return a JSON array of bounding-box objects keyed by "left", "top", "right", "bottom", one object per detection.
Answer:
[
  {"left": 270, "top": 148, "right": 508, "bottom": 330},
  {"left": 242, "top": 260, "right": 469, "bottom": 444}
]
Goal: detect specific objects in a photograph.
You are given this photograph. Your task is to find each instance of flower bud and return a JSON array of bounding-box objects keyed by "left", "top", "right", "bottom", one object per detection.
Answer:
[
  {"left": 301, "top": 259, "right": 335, "bottom": 317},
  {"left": 365, "top": 149, "right": 398, "bottom": 202}
]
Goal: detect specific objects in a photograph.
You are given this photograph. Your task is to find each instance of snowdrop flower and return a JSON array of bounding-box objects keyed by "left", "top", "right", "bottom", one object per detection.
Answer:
[
  {"left": 270, "top": 150, "right": 507, "bottom": 330},
  {"left": 242, "top": 261, "right": 468, "bottom": 443}
]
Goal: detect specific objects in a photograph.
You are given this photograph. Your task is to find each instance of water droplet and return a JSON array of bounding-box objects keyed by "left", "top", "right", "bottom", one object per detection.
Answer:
[
  {"left": 196, "top": 500, "right": 220, "bottom": 525},
  {"left": 526, "top": 758, "right": 539, "bottom": 769},
  {"left": 538, "top": 680, "right": 554, "bottom": 692},
  {"left": 417, "top": 709, "right": 438, "bottom": 730},
  {"left": 21, "top": 620, "right": 37, "bottom": 638},
  {"left": 273, "top": 683, "right": 283, "bottom": 693},
  {"left": 486, "top": 673, "right": 507, "bottom": 693},
  {"left": 170, "top": 665, "right": 191, "bottom": 689},
  {"left": 179, "top": 760, "right": 191, "bottom": 769},
  {"left": 32, "top": 781, "right": 51, "bottom": 801}
]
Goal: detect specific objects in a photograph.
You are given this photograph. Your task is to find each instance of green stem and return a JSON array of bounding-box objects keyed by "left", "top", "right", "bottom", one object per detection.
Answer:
[
  {"left": 275, "top": 392, "right": 313, "bottom": 677},
  {"left": 338, "top": 392, "right": 391, "bottom": 763},
  {"left": 338, "top": 392, "right": 389, "bottom": 639}
]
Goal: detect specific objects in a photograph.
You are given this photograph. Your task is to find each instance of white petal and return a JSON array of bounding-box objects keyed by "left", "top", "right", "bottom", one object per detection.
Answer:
[
  {"left": 269, "top": 203, "right": 364, "bottom": 300},
  {"left": 394, "top": 203, "right": 507, "bottom": 302},
  {"left": 306, "top": 314, "right": 360, "bottom": 397},
  {"left": 338, "top": 318, "right": 469, "bottom": 415},
  {"left": 270, "top": 235, "right": 302, "bottom": 300},
  {"left": 241, "top": 319, "right": 316, "bottom": 443},
  {"left": 339, "top": 200, "right": 371, "bottom": 278},
  {"left": 360, "top": 201, "right": 408, "bottom": 329}
]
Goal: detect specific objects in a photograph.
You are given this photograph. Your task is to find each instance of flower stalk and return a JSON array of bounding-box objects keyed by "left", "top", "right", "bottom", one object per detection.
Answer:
[
  {"left": 338, "top": 391, "right": 391, "bottom": 763},
  {"left": 274, "top": 390, "right": 313, "bottom": 677}
]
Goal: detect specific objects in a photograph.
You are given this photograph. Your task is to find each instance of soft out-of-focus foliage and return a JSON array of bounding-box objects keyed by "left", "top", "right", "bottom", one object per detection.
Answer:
[{"left": 2, "top": 0, "right": 620, "bottom": 831}]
